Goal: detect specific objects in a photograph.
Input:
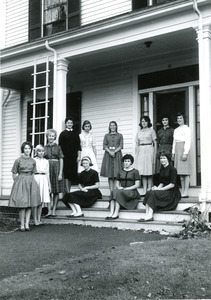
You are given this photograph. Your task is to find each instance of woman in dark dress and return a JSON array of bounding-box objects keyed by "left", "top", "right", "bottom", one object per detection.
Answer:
[
  {"left": 106, "top": 154, "right": 140, "bottom": 220},
  {"left": 59, "top": 117, "right": 81, "bottom": 192},
  {"left": 138, "top": 151, "right": 181, "bottom": 222},
  {"left": 100, "top": 121, "right": 123, "bottom": 192},
  {"left": 62, "top": 156, "right": 102, "bottom": 217}
]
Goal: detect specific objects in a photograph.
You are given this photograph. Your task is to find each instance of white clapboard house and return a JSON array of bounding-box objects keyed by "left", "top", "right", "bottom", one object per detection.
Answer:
[{"left": 0, "top": 0, "right": 211, "bottom": 232}]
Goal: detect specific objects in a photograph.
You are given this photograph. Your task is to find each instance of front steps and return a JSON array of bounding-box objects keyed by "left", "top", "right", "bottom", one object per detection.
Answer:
[{"left": 0, "top": 188, "right": 200, "bottom": 234}]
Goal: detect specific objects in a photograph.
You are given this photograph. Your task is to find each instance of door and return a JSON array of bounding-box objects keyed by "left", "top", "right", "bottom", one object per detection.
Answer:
[{"left": 66, "top": 92, "right": 81, "bottom": 135}]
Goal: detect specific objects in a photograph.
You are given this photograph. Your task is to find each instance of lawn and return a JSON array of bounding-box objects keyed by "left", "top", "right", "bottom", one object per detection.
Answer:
[{"left": 0, "top": 236, "right": 210, "bottom": 300}]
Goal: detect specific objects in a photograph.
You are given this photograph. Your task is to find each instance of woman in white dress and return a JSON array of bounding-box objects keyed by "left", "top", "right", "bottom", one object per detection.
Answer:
[
  {"left": 78, "top": 120, "right": 98, "bottom": 173},
  {"left": 33, "top": 144, "right": 51, "bottom": 224},
  {"left": 172, "top": 112, "right": 191, "bottom": 198}
]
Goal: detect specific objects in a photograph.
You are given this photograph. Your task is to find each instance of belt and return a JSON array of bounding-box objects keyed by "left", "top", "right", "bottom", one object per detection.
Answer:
[
  {"left": 35, "top": 173, "right": 46, "bottom": 175},
  {"left": 109, "top": 147, "right": 116, "bottom": 150},
  {"left": 139, "top": 143, "right": 152, "bottom": 146}
]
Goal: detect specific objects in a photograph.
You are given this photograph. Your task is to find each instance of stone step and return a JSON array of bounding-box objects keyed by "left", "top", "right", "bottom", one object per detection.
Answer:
[
  {"left": 54, "top": 206, "right": 190, "bottom": 222},
  {"left": 41, "top": 216, "right": 184, "bottom": 234}
]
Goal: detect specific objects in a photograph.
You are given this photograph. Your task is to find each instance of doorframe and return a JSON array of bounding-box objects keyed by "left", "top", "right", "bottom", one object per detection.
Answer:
[{"left": 138, "top": 80, "right": 199, "bottom": 186}]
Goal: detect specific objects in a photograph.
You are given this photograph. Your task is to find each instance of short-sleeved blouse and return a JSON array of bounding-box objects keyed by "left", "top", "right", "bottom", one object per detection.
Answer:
[
  {"left": 12, "top": 155, "right": 37, "bottom": 174},
  {"left": 117, "top": 169, "right": 140, "bottom": 187},
  {"left": 135, "top": 127, "right": 157, "bottom": 145},
  {"left": 159, "top": 164, "right": 177, "bottom": 186},
  {"left": 44, "top": 143, "right": 64, "bottom": 160},
  {"left": 79, "top": 169, "right": 100, "bottom": 186}
]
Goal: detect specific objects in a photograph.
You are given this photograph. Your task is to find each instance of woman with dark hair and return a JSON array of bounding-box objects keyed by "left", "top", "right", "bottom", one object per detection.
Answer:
[
  {"left": 138, "top": 151, "right": 181, "bottom": 222},
  {"left": 63, "top": 156, "right": 102, "bottom": 217},
  {"left": 78, "top": 120, "right": 98, "bottom": 173},
  {"left": 59, "top": 117, "right": 81, "bottom": 192},
  {"left": 8, "top": 141, "right": 41, "bottom": 231},
  {"left": 100, "top": 121, "right": 123, "bottom": 191},
  {"left": 156, "top": 114, "right": 174, "bottom": 172},
  {"left": 172, "top": 112, "right": 191, "bottom": 198},
  {"left": 105, "top": 154, "right": 140, "bottom": 219},
  {"left": 135, "top": 116, "right": 157, "bottom": 195}
]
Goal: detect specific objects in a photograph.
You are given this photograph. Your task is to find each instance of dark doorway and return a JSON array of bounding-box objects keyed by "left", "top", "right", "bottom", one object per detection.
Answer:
[
  {"left": 154, "top": 89, "right": 187, "bottom": 131},
  {"left": 66, "top": 92, "right": 81, "bottom": 135}
]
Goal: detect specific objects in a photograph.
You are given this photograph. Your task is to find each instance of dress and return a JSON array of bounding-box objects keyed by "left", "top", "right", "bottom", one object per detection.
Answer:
[
  {"left": 100, "top": 133, "right": 123, "bottom": 178},
  {"left": 34, "top": 157, "right": 50, "bottom": 203},
  {"left": 8, "top": 155, "right": 41, "bottom": 208},
  {"left": 135, "top": 128, "right": 157, "bottom": 175},
  {"left": 44, "top": 143, "right": 65, "bottom": 194},
  {"left": 156, "top": 126, "right": 174, "bottom": 172},
  {"left": 143, "top": 164, "right": 181, "bottom": 212},
  {"left": 110, "top": 169, "right": 140, "bottom": 210},
  {"left": 59, "top": 129, "right": 81, "bottom": 182},
  {"left": 172, "top": 125, "right": 191, "bottom": 175},
  {"left": 62, "top": 169, "right": 102, "bottom": 207},
  {"left": 78, "top": 131, "right": 98, "bottom": 173}
]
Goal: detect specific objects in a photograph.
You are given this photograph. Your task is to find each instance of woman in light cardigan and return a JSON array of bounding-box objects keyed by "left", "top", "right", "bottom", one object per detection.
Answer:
[{"left": 172, "top": 112, "right": 191, "bottom": 198}]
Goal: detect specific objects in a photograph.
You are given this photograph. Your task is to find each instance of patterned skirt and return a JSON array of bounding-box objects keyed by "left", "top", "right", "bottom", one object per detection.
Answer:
[
  {"left": 49, "top": 160, "right": 65, "bottom": 194},
  {"left": 174, "top": 142, "right": 191, "bottom": 175}
]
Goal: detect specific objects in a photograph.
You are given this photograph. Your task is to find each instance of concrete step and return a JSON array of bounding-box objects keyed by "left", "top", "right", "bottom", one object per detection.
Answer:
[
  {"left": 41, "top": 216, "right": 184, "bottom": 234},
  {"left": 54, "top": 206, "right": 190, "bottom": 222}
]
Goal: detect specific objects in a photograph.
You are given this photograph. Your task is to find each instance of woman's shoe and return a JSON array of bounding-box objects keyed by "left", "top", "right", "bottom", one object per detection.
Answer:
[
  {"left": 112, "top": 216, "right": 119, "bottom": 219},
  {"left": 74, "top": 214, "right": 84, "bottom": 217},
  {"left": 25, "top": 227, "right": 30, "bottom": 231},
  {"left": 20, "top": 228, "right": 25, "bottom": 232},
  {"left": 138, "top": 217, "right": 154, "bottom": 222},
  {"left": 45, "top": 214, "right": 51, "bottom": 218},
  {"left": 105, "top": 216, "right": 112, "bottom": 220}
]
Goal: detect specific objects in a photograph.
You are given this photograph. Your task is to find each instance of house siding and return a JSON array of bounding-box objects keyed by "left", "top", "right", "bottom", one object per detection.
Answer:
[
  {"left": 3, "top": 0, "right": 131, "bottom": 48},
  {"left": 1, "top": 90, "right": 21, "bottom": 195},
  {"left": 81, "top": 0, "right": 131, "bottom": 25},
  {"left": 5, "top": 0, "right": 28, "bottom": 48}
]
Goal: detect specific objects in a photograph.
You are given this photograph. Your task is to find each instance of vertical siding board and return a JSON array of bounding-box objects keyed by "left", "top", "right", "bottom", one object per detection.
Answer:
[
  {"left": 5, "top": 0, "right": 28, "bottom": 48},
  {"left": 2, "top": 91, "right": 21, "bottom": 193}
]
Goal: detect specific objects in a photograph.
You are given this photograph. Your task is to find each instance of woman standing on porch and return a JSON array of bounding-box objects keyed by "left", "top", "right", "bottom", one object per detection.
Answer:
[
  {"left": 8, "top": 142, "right": 41, "bottom": 231},
  {"left": 135, "top": 116, "right": 157, "bottom": 196},
  {"left": 172, "top": 112, "right": 191, "bottom": 198},
  {"left": 100, "top": 121, "right": 123, "bottom": 191},
  {"left": 78, "top": 120, "right": 98, "bottom": 173}
]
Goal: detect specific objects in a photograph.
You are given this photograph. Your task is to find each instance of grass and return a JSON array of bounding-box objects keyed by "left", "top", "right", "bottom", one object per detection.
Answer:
[{"left": 0, "top": 237, "right": 210, "bottom": 299}]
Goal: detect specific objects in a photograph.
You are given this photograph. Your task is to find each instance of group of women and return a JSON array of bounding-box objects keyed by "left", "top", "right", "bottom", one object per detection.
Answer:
[{"left": 8, "top": 113, "right": 191, "bottom": 230}]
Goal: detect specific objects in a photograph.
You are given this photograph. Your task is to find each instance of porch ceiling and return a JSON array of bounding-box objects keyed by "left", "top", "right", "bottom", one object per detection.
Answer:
[{"left": 1, "top": 28, "right": 198, "bottom": 90}]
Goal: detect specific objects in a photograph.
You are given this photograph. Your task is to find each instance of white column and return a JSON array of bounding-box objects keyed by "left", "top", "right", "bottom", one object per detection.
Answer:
[
  {"left": 198, "top": 25, "right": 211, "bottom": 219},
  {"left": 53, "top": 58, "right": 69, "bottom": 136}
]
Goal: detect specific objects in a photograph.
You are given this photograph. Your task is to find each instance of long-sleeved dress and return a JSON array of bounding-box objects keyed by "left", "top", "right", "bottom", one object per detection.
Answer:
[
  {"left": 62, "top": 169, "right": 102, "bottom": 207},
  {"left": 110, "top": 168, "right": 140, "bottom": 210},
  {"left": 59, "top": 129, "right": 81, "bottom": 182},
  {"left": 8, "top": 155, "right": 41, "bottom": 208},
  {"left": 135, "top": 128, "right": 157, "bottom": 176},
  {"left": 34, "top": 157, "right": 50, "bottom": 203},
  {"left": 156, "top": 126, "right": 174, "bottom": 172},
  {"left": 78, "top": 131, "right": 98, "bottom": 173},
  {"left": 172, "top": 125, "right": 191, "bottom": 175},
  {"left": 143, "top": 164, "right": 181, "bottom": 212},
  {"left": 100, "top": 132, "right": 123, "bottom": 178},
  {"left": 44, "top": 143, "right": 65, "bottom": 194}
]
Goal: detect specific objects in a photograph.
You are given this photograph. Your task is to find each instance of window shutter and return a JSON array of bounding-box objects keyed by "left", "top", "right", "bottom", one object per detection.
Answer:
[
  {"left": 29, "top": 0, "right": 41, "bottom": 40},
  {"left": 68, "top": 0, "right": 80, "bottom": 30}
]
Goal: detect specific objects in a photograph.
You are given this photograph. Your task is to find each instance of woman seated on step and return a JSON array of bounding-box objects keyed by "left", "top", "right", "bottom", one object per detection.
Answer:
[
  {"left": 105, "top": 154, "right": 141, "bottom": 220},
  {"left": 138, "top": 151, "right": 181, "bottom": 222},
  {"left": 62, "top": 156, "right": 102, "bottom": 217}
]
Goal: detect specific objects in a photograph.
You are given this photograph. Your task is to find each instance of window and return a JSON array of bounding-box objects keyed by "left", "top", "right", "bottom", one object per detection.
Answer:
[
  {"left": 132, "top": 0, "right": 178, "bottom": 11},
  {"left": 29, "top": 0, "right": 80, "bottom": 40}
]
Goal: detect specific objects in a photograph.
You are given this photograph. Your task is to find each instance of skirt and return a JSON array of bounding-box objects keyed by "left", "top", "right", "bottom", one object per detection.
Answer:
[
  {"left": 110, "top": 189, "right": 140, "bottom": 210},
  {"left": 49, "top": 160, "right": 65, "bottom": 194},
  {"left": 34, "top": 174, "right": 50, "bottom": 203},
  {"left": 135, "top": 145, "right": 155, "bottom": 176},
  {"left": 8, "top": 174, "right": 41, "bottom": 208},
  {"left": 78, "top": 147, "right": 98, "bottom": 173},
  {"left": 100, "top": 151, "right": 122, "bottom": 178},
  {"left": 62, "top": 189, "right": 102, "bottom": 208},
  {"left": 174, "top": 142, "right": 191, "bottom": 175}
]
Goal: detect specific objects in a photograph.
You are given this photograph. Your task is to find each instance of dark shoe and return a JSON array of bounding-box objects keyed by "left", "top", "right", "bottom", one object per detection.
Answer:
[
  {"left": 112, "top": 216, "right": 119, "bottom": 219},
  {"left": 138, "top": 217, "right": 154, "bottom": 222},
  {"left": 45, "top": 214, "right": 51, "bottom": 218},
  {"left": 181, "top": 195, "right": 189, "bottom": 198},
  {"left": 25, "top": 227, "right": 30, "bottom": 231},
  {"left": 67, "top": 215, "right": 75, "bottom": 218},
  {"left": 105, "top": 216, "right": 112, "bottom": 220},
  {"left": 74, "top": 214, "right": 84, "bottom": 218}
]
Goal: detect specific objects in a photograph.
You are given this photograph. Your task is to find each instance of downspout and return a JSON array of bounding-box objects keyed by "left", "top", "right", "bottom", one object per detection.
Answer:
[{"left": 45, "top": 40, "right": 58, "bottom": 129}]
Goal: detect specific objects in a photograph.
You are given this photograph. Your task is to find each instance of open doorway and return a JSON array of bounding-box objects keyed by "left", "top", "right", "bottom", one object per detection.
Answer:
[{"left": 154, "top": 89, "right": 188, "bottom": 131}]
